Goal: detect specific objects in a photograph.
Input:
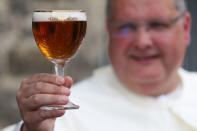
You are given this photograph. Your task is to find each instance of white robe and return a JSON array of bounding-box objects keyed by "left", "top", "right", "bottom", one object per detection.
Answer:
[{"left": 3, "top": 65, "right": 197, "bottom": 131}]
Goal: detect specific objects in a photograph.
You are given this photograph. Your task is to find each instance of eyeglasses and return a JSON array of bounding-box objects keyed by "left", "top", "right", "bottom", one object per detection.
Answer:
[{"left": 109, "top": 12, "right": 185, "bottom": 38}]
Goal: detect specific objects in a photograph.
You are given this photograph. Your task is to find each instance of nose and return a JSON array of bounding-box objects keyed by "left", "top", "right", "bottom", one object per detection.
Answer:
[{"left": 133, "top": 27, "right": 153, "bottom": 50}]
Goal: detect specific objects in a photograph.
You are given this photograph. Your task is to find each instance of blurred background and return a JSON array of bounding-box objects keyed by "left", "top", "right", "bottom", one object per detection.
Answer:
[{"left": 0, "top": 0, "right": 196, "bottom": 129}]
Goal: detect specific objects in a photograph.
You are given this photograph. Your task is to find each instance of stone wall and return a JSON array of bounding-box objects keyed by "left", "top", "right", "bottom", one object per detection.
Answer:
[{"left": 0, "top": 0, "right": 108, "bottom": 129}]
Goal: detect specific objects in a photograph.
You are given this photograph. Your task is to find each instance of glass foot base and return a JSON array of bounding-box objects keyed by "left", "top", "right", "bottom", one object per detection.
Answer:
[{"left": 40, "top": 102, "right": 79, "bottom": 110}]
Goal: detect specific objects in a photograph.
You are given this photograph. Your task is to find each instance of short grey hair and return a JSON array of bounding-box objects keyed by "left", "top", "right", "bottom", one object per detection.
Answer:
[
  {"left": 106, "top": 0, "right": 187, "bottom": 18},
  {"left": 174, "top": 0, "right": 187, "bottom": 12}
]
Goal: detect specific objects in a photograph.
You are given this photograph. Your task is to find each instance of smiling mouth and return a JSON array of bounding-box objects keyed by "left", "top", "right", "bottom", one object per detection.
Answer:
[{"left": 129, "top": 54, "right": 160, "bottom": 61}]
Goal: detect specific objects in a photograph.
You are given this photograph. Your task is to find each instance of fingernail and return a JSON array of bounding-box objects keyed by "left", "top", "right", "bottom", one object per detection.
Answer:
[
  {"left": 66, "top": 76, "right": 72, "bottom": 81},
  {"left": 56, "top": 77, "right": 65, "bottom": 84},
  {"left": 60, "top": 96, "right": 68, "bottom": 102},
  {"left": 61, "top": 87, "right": 68, "bottom": 94}
]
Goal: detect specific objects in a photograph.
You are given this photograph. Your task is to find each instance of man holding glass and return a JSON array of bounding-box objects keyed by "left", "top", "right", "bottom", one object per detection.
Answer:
[{"left": 3, "top": 0, "right": 197, "bottom": 130}]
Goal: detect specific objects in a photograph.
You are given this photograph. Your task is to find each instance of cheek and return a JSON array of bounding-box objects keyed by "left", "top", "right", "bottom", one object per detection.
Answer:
[
  {"left": 109, "top": 37, "right": 130, "bottom": 59},
  {"left": 164, "top": 46, "right": 185, "bottom": 72},
  {"left": 156, "top": 31, "right": 186, "bottom": 69}
]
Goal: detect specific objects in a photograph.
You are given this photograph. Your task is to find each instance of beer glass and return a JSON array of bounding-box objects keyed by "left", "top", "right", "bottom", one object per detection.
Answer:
[{"left": 32, "top": 10, "right": 87, "bottom": 110}]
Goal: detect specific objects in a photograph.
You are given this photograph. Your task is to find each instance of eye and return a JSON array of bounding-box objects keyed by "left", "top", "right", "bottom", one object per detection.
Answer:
[
  {"left": 149, "top": 21, "right": 170, "bottom": 30},
  {"left": 118, "top": 23, "right": 137, "bottom": 33}
]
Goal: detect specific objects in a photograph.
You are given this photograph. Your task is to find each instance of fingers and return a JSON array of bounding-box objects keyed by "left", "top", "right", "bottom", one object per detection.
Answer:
[
  {"left": 24, "top": 73, "right": 65, "bottom": 86},
  {"left": 64, "top": 76, "right": 73, "bottom": 89},
  {"left": 38, "top": 110, "right": 65, "bottom": 121},
  {"left": 23, "top": 82, "right": 70, "bottom": 98},
  {"left": 16, "top": 73, "right": 73, "bottom": 131},
  {"left": 19, "top": 74, "right": 72, "bottom": 99},
  {"left": 16, "top": 73, "right": 73, "bottom": 111},
  {"left": 23, "top": 110, "right": 65, "bottom": 124},
  {"left": 24, "top": 94, "right": 69, "bottom": 110}
]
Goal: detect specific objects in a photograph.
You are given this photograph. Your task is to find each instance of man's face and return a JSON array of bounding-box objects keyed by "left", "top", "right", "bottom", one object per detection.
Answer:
[{"left": 107, "top": 0, "right": 191, "bottom": 94}]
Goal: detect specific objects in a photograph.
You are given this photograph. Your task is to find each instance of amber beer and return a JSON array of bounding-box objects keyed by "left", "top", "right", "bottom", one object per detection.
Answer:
[
  {"left": 32, "top": 20, "right": 87, "bottom": 60},
  {"left": 32, "top": 10, "right": 86, "bottom": 110}
]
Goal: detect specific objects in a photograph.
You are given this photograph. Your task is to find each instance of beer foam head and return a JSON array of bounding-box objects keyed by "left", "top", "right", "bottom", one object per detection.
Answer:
[{"left": 33, "top": 10, "right": 87, "bottom": 22}]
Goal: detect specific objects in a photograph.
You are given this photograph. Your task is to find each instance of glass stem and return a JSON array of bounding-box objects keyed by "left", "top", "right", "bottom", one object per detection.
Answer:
[{"left": 54, "top": 63, "right": 64, "bottom": 77}]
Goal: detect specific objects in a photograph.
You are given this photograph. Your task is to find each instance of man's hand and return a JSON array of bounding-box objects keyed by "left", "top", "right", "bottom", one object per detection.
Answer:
[{"left": 16, "top": 73, "right": 73, "bottom": 131}]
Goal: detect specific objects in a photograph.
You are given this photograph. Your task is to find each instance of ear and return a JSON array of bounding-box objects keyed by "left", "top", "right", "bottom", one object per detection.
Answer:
[{"left": 183, "top": 12, "right": 191, "bottom": 46}]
